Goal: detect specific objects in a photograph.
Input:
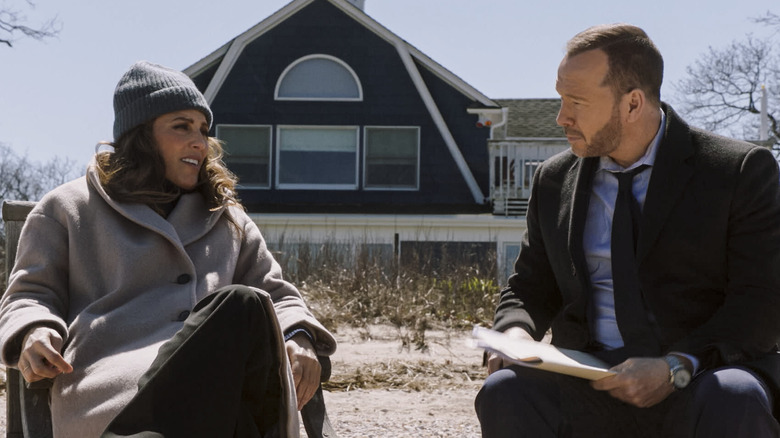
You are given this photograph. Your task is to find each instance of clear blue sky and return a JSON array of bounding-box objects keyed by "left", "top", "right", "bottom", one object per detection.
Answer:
[{"left": 1, "top": 0, "right": 776, "bottom": 168}]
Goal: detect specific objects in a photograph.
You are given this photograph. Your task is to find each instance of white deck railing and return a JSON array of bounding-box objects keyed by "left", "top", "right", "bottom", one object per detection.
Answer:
[{"left": 488, "top": 140, "right": 569, "bottom": 216}]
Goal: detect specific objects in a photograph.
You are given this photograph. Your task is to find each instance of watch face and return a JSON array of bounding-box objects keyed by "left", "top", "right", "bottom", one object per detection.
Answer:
[{"left": 674, "top": 369, "right": 692, "bottom": 389}]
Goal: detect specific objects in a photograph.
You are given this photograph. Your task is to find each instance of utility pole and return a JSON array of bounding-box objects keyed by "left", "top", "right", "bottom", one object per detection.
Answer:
[{"left": 760, "top": 84, "right": 769, "bottom": 142}]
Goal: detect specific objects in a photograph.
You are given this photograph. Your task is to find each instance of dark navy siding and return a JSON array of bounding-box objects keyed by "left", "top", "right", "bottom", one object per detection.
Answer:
[
  {"left": 196, "top": 0, "right": 491, "bottom": 214},
  {"left": 416, "top": 61, "right": 491, "bottom": 196},
  {"left": 191, "top": 58, "right": 222, "bottom": 95}
]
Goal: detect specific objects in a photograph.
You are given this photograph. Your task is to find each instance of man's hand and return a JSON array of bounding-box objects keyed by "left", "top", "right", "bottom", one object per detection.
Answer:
[
  {"left": 285, "top": 333, "right": 321, "bottom": 410},
  {"left": 591, "top": 357, "right": 674, "bottom": 407},
  {"left": 19, "top": 326, "right": 73, "bottom": 383},
  {"left": 486, "top": 327, "right": 534, "bottom": 374}
]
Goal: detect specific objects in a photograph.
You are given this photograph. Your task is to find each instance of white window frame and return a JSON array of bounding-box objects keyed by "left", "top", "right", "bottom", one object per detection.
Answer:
[
  {"left": 274, "top": 54, "right": 363, "bottom": 102},
  {"left": 363, "top": 126, "right": 420, "bottom": 191},
  {"left": 216, "top": 124, "right": 273, "bottom": 189},
  {"left": 276, "top": 125, "right": 360, "bottom": 190}
]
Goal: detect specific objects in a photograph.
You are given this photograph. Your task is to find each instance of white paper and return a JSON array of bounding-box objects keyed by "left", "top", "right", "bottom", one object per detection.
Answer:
[{"left": 471, "top": 326, "right": 615, "bottom": 380}]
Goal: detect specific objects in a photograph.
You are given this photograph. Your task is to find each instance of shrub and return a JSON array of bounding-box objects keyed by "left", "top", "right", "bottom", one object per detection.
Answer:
[{"left": 270, "top": 236, "right": 500, "bottom": 347}]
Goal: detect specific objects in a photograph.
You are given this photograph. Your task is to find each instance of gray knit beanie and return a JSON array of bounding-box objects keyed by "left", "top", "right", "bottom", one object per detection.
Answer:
[{"left": 112, "top": 61, "right": 213, "bottom": 140}]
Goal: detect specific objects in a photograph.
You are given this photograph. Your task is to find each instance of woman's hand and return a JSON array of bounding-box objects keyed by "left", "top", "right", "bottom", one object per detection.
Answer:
[
  {"left": 19, "top": 326, "right": 73, "bottom": 383},
  {"left": 285, "top": 333, "right": 321, "bottom": 410}
]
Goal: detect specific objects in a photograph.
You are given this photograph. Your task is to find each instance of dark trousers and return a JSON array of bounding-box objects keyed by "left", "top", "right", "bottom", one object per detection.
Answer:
[
  {"left": 102, "top": 286, "right": 285, "bottom": 438},
  {"left": 475, "top": 364, "right": 780, "bottom": 438}
]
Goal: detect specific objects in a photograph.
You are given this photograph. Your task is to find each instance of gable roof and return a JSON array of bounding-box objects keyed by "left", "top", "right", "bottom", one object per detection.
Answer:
[
  {"left": 184, "top": 0, "right": 498, "bottom": 109},
  {"left": 495, "top": 98, "right": 564, "bottom": 139},
  {"left": 184, "top": 0, "right": 494, "bottom": 205}
]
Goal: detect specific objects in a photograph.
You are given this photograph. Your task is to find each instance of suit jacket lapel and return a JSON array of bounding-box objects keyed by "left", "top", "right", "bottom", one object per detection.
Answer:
[
  {"left": 568, "top": 157, "right": 598, "bottom": 278},
  {"left": 637, "top": 105, "right": 695, "bottom": 265}
]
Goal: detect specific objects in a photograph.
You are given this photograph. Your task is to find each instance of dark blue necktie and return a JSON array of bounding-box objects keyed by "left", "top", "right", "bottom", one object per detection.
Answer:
[{"left": 610, "top": 165, "right": 659, "bottom": 355}]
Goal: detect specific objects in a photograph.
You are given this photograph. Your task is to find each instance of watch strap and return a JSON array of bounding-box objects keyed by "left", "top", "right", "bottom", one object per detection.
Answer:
[
  {"left": 663, "top": 355, "right": 683, "bottom": 383},
  {"left": 663, "top": 354, "right": 691, "bottom": 389}
]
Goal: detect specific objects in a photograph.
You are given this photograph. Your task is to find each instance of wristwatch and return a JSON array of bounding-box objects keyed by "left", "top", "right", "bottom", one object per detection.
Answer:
[{"left": 663, "top": 355, "right": 692, "bottom": 389}]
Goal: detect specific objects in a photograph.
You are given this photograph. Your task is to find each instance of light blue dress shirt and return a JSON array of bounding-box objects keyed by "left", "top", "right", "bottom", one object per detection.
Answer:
[
  {"left": 583, "top": 110, "right": 664, "bottom": 350},
  {"left": 582, "top": 110, "right": 699, "bottom": 372}
]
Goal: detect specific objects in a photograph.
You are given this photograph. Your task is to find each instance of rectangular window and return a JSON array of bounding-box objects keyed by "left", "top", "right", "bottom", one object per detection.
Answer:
[
  {"left": 277, "top": 126, "right": 358, "bottom": 189},
  {"left": 364, "top": 127, "right": 419, "bottom": 189},
  {"left": 523, "top": 160, "right": 542, "bottom": 190},
  {"left": 216, "top": 125, "right": 271, "bottom": 188},
  {"left": 503, "top": 243, "right": 521, "bottom": 281}
]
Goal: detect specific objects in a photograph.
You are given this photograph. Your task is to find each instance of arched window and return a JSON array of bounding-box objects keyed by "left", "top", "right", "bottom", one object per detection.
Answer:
[{"left": 275, "top": 54, "right": 362, "bottom": 101}]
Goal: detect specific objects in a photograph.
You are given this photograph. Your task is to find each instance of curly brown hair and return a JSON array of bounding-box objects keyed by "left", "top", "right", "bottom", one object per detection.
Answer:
[{"left": 95, "top": 119, "right": 242, "bottom": 217}]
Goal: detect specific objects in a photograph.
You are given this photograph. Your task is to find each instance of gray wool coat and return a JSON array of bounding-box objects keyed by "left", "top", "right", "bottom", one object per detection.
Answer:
[{"left": 0, "top": 161, "right": 336, "bottom": 438}]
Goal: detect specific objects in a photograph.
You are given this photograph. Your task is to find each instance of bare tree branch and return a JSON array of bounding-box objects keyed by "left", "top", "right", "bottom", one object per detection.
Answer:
[
  {"left": 673, "top": 34, "right": 780, "bottom": 147},
  {"left": 0, "top": 1, "right": 60, "bottom": 48},
  {"left": 752, "top": 11, "right": 780, "bottom": 29},
  {"left": 0, "top": 143, "right": 77, "bottom": 202},
  {"left": 0, "top": 142, "right": 79, "bottom": 288}
]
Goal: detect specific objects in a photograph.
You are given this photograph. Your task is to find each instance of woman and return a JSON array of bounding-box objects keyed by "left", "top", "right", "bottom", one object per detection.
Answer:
[{"left": 0, "top": 61, "right": 336, "bottom": 437}]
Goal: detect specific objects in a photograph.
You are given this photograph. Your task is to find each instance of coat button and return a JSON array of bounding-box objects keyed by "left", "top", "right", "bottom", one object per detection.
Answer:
[
  {"left": 177, "top": 311, "right": 190, "bottom": 321},
  {"left": 176, "top": 274, "right": 191, "bottom": 284}
]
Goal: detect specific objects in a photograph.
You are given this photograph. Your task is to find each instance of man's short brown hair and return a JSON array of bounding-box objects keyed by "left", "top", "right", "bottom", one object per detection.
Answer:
[{"left": 566, "top": 24, "right": 664, "bottom": 105}]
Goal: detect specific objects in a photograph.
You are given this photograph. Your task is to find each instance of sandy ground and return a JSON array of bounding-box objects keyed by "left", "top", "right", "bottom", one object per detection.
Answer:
[
  {"left": 315, "top": 325, "right": 485, "bottom": 437},
  {"left": 319, "top": 387, "right": 481, "bottom": 437},
  {"left": 0, "top": 325, "right": 486, "bottom": 437}
]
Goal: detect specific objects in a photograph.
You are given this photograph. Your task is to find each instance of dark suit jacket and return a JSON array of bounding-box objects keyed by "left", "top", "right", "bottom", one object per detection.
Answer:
[{"left": 494, "top": 104, "right": 780, "bottom": 392}]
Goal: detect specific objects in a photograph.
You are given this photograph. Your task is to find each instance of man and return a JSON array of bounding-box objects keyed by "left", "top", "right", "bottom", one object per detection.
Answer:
[{"left": 475, "top": 24, "right": 780, "bottom": 437}]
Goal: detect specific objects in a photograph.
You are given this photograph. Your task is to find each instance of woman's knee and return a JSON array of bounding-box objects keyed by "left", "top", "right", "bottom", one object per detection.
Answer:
[
  {"left": 190, "top": 285, "right": 273, "bottom": 332},
  {"left": 212, "top": 284, "right": 262, "bottom": 302},
  {"left": 197, "top": 285, "right": 266, "bottom": 312}
]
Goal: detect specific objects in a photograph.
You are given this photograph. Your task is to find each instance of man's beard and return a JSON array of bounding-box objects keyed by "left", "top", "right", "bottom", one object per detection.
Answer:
[{"left": 567, "top": 105, "right": 622, "bottom": 158}]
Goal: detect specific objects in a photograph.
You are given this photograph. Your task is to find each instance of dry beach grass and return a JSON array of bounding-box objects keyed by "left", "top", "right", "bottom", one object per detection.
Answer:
[{"left": 284, "top": 240, "right": 496, "bottom": 436}]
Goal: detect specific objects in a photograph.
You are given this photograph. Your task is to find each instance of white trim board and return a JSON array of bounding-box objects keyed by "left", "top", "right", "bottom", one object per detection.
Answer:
[
  {"left": 394, "top": 40, "right": 485, "bottom": 204},
  {"left": 184, "top": 0, "right": 498, "bottom": 107},
  {"left": 248, "top": 212, "right": 527, "bottom": 244}
]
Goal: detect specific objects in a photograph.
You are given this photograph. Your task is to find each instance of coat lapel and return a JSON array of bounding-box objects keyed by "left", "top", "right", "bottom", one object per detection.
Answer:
[
  {"left": 636, "top": 106, "right": 695, "bottom": 265},
  {"left": 167, "top": 193, "right": 226, "bottom": 245},
  {"left": 86, "top": 163, "right": 225, "bottom": 247}
]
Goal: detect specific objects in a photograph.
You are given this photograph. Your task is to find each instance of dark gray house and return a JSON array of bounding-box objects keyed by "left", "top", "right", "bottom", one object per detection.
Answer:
[
  {"left": 183, "top": 0, "right": 567, "bottom": 277},
  {"left": 185, "top": 0, "right": 500, "bottom": 214}
]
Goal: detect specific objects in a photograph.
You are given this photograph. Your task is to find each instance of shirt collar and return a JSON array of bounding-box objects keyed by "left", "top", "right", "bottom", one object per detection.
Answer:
[{"left": 599, "top": 108, "right": 666, "bottom": 173}]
